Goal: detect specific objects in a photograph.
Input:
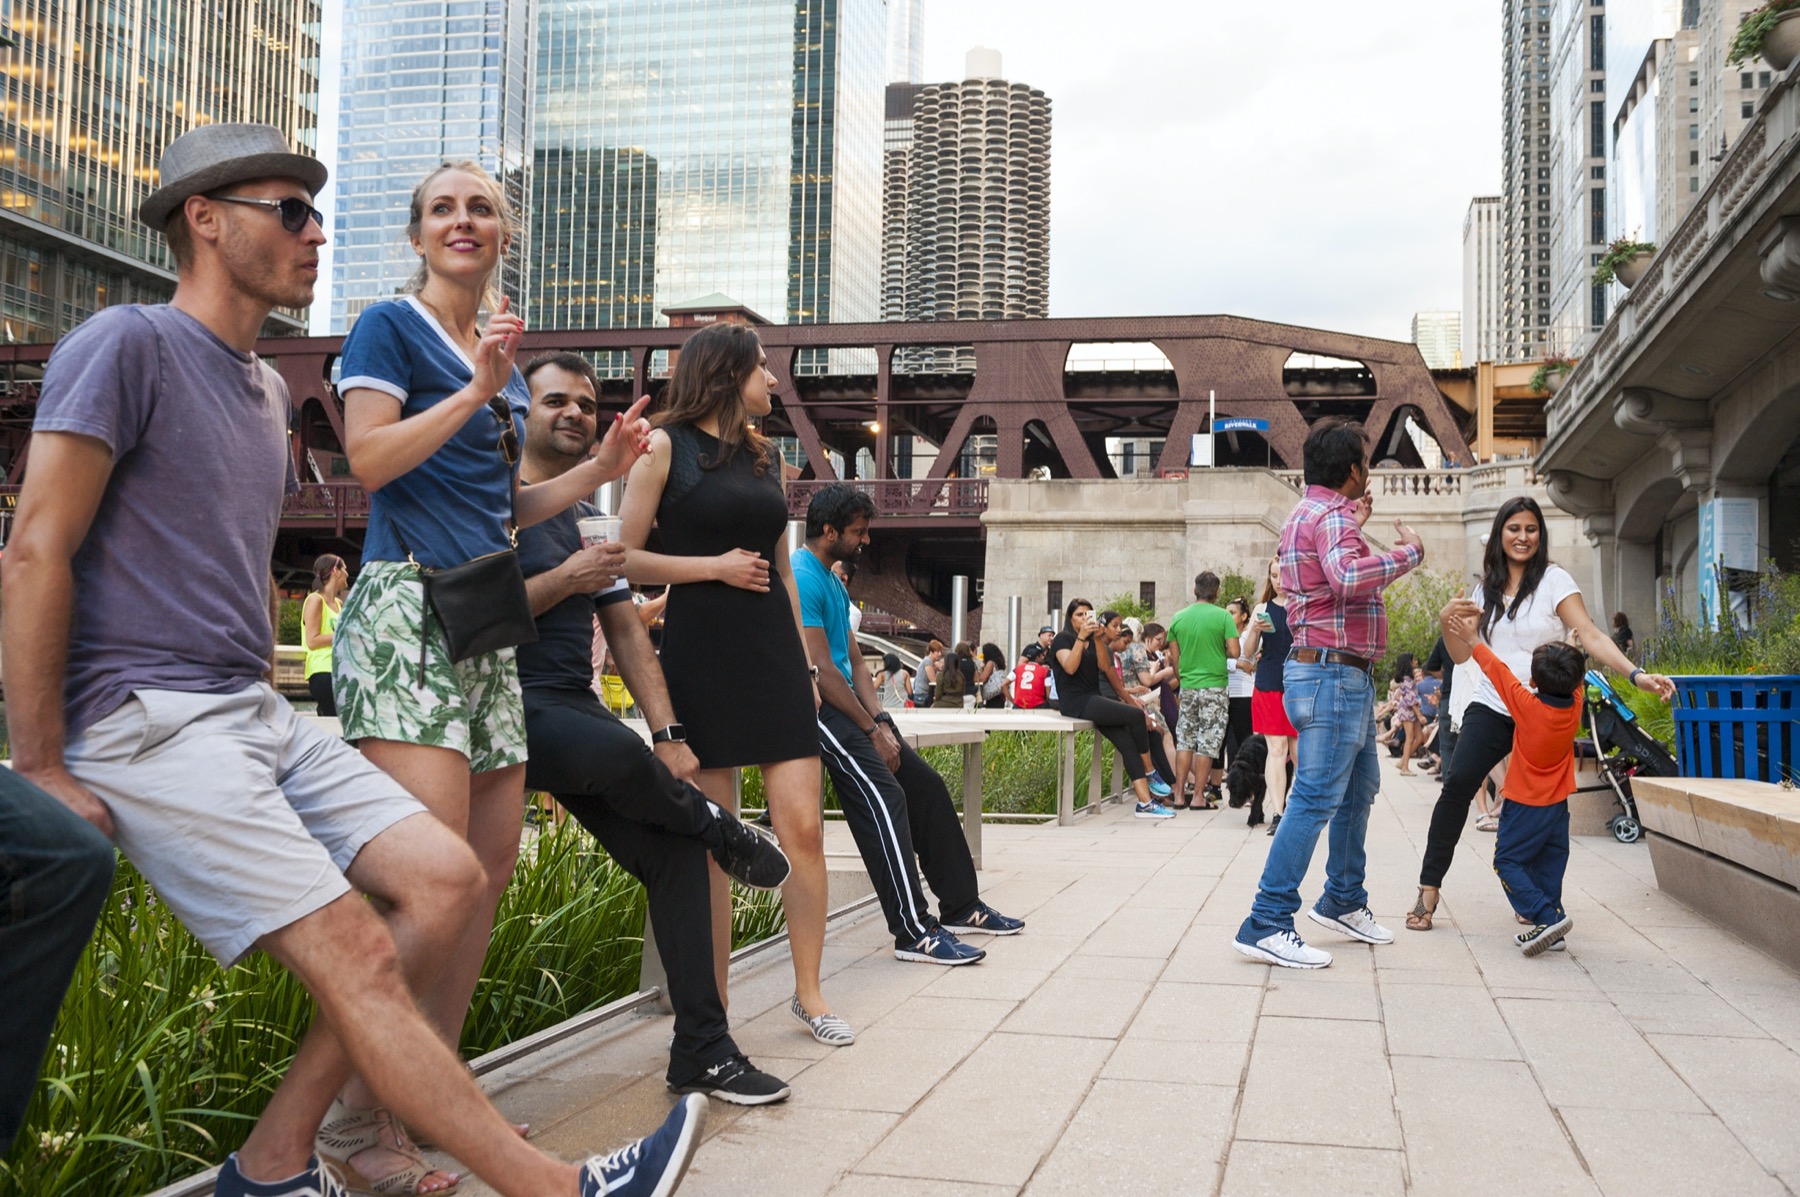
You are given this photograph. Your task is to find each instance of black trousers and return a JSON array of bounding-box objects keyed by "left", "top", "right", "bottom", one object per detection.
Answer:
[
  {"left": 815, "top": 704, "right": 980, "bottom": 944},
  {"left": 522, "top": 686, "right": 736, "bottom": 1084},
  {"left": 1064, "top": 695, "right": 1151, "bottom": 781},
  {"left": 1419, "top": 703, "right": 1515, "bottom": 888},
  {"left": 307, "top": 670, "right": 337, "bottom": 717},
  {"left": 1223, "top": 695, "right": 1254, "bottom": 764},
  {"left": 0, "top": 769, "right": 115, "bottom": 1153}
]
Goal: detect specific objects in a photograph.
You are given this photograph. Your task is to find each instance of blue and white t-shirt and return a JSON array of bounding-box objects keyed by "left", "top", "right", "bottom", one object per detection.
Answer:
[{"left": 338, "top": 296, "right": 529, "bottom": 569}]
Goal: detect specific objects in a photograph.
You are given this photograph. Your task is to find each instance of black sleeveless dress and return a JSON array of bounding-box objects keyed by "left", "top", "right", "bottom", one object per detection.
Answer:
[{"left": 654, "top": 424, "right": 818, "bottom": 768}]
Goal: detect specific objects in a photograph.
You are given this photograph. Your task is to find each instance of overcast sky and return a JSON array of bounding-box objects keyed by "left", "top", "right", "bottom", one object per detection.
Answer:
[{"left": 921, "top": 0, "right": 1502, "bottom": 342}]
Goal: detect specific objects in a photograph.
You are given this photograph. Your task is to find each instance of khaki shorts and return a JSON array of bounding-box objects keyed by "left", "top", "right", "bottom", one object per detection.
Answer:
[
  {"left": 1176, "top": 688, "right": 1229, "bottom": 757},
  {"left": 334, "top": 560, "right": 528, "bottom": 775},
  {"left": 63, "top": 683, "right": 428, "bottom": 966}
]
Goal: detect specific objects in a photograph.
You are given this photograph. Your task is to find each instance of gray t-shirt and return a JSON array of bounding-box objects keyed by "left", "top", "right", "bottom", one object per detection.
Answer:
[{"left": 33, "top": 305, "right": 296, "bottom": 736}]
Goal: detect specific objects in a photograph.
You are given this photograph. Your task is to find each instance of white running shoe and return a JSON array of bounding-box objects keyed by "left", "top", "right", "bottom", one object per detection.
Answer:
[
  {"left": 1232, "top": 928, "right": 1332, "bottom": 969},
  {"left": 1307, "top": 904, "right": 1395, "bottom": 945}
]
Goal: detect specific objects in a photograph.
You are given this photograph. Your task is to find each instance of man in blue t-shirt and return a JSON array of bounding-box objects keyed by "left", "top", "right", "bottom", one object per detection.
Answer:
[
  {"left": 3, "top": 125, "right": 707, "bottom": 1197},
  {"left": 514, "top": 354, "right": 792, "bottom": 1105},
  {"left": 795, "top": 484, "right": 1025, "bottom": 965}
]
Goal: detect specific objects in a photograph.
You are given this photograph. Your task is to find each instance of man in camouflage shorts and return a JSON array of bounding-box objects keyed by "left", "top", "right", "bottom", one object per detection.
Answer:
[{"left": 1167, "top": 572, "right": 1240, "bottom": 808}]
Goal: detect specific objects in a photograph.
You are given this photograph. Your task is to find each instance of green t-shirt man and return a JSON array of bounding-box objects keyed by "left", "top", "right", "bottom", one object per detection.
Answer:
[{"left": 1168, "top": 598, "right": 1238, "bottom": 689}]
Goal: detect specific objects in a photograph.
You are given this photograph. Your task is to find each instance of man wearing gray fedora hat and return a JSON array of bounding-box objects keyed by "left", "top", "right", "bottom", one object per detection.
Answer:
[{"left": 2, "top": 123, "right": 705, "bottom": 1197}]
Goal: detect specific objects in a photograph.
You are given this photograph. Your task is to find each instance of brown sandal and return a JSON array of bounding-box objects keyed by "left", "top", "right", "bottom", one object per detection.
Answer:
[{"left": 1405, "top": 886, "right": 1439, "bottom": 932}]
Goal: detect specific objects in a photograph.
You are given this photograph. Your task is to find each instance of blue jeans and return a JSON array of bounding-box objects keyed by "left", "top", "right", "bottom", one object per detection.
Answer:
[
  {"left": 1239, "top": 659, "right": 1378, "bottom": 938},
  {"left": 0, "top": 770, "right": 116, "bottom": 1153},
  {"left": 1492, "top": 799, "right": 1569, "bottom": 925}
]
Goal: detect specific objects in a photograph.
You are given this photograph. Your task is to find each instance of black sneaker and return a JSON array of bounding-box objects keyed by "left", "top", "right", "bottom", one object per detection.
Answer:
[
  {"left": 1515, "top": 915, "right": 1574, "bottom": 957},
  {"left": 941, "top": 901, "right": 1025, "bottom": 936},
  {"left": 670, "top": 1054, "right": 791, "bottom": 1106},
  {"left": 711, "top": 815, "right": 791, "bottom": 890}
]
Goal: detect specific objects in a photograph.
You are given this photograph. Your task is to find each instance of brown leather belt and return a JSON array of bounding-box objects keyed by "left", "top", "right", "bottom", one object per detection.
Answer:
[{"left": 1289, "top": 647, "right": 1374, "bottom": 674}]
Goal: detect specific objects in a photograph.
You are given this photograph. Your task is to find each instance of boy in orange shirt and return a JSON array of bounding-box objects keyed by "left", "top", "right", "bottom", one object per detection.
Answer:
[{"left": 1447, "top": 617, "right": 1587, "bottom": 956}]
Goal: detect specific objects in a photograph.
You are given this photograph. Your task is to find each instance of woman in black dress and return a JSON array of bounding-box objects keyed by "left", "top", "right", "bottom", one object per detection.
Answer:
[{"left": 619, "top": 322, "right": 850, "bottom": 1046}]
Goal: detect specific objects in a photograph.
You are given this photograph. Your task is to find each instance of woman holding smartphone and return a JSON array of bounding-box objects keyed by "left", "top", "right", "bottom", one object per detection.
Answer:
[
  {"left": 1049, "top": 598, "right": 1175, "bottom": 817},
  {"left": 1238, "top": 557, "right": 1295, "bottom": 835}
]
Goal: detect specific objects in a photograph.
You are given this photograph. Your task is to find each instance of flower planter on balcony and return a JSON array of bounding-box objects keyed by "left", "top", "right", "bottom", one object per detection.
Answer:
[
  {"left": 1614, "top": 251, "right": 1655, "bottom": 289},
  {"left": 1763, "top": 9, "right": 1800, "bottom": 71},
  {"left": 1543, "top": 373, "right": 1566, "bottom": 395}
]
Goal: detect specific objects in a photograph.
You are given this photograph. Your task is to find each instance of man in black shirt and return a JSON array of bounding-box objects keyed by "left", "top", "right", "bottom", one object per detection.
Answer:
[{"left": 515, "top": 353, "right": 791, "bottom": 1105}]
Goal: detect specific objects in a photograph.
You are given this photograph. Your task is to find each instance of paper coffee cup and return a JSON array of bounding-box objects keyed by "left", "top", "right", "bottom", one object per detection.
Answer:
[{"left": 578, "top": 515, "right": 623, "bottom": 547}]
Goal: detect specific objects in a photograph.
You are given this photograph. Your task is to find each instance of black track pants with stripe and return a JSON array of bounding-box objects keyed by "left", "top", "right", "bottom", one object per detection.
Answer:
[{"left": 816, "top": 703, "right": 981, "bottom": 945}]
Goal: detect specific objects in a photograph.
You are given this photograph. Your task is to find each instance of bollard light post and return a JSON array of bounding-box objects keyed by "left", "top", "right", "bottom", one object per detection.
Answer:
[{"left": 950, "top": 574, "right": 968, "bottom": 649}]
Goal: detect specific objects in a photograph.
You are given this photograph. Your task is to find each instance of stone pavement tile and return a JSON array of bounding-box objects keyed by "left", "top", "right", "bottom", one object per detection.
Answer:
[
  {"left": 1218, "top": 1142, "right": 1405, "bottom": 1197},
  {"left": 1259, "top": 977, "right": 1380, "bottom": 1022},
  {"left": 1389, "top": 1056, "right": 1598, "bottom": 1196},
  {"left": 922, "top": 964, "right": 1050, "bottom": 1001},
  {"left": 788, "top": 1025, "right": 985, "bottom": 1114},
  {"left": 878, "top": 994, "right": 1017, "bottom": 1034},
  {"left": 1380, "top": 981, "right": 1521, "bottom": 1060},
  {"left": 1723, "top": 987, "right": 1800, "bottom": 1052},
  {"left": 1235, "top": 1016, "right": 1401, "bottom": 1150},
  {"left": 1055, "top": 952, "right": 1167, "bottom": 981},
  {"left": 1023, "top": 1079, "right": 1235, "bottom": 1195},
  {"left": 969, "top": 932, "right": 1083, "bottom": 973},
  {"left": 1134, "top": 871, "right": 1224, "bottom": 906},
  {"left": 855, "top": 1032, "right": 1113, "bottom": 1187},
  {"left": 1101, "top": 1036, "right": 1251, "bottom": 1088},
  {"left": 1495, "top": 997, "right": 1705, "bottom": 1112},
  {"left": 1127, "top": 980, "right": 1260, "bottom": 1042},
  {"left": 1648, "top": 1033, "right": 1800, "bottom": 1181},
  {"left": 1161, "top": 931, "right": 1273, "bottom": 986},
  {"left": 730, "top": 998, "right": 853, "bottom": 1064},
  {"left": 1607, "top": 987, "right": 1768, "bottom": 1038},
  {"left": 830, "top": 1177, "right": 1017, "bottom": 1197},
  {"left": 999, "top": 973, "right": 1154, "bottom": 1039},
  {"left": 1558, "top": 1107, "right": 1786, "bottom": 1196},
  {"left": 1075, "top": 902, "right": 1195, "bottom": 958},
  {"left": 1572, "top": 950, "right": 1711, "bottom": 998},
  {"left": 1463, "top": 935, "right": 1607, "bottom": 995},
  {"left": 675, "top": 1104, "right": 902, "bottom": 1197},
  {"left": 1634, "top": 923, "right": 1800, "bottom": 994}
]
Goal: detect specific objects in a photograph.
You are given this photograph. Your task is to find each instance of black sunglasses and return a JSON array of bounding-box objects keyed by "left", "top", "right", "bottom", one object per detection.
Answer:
[
  {"left": 489, "top": 397, "right": 519, "bottom": 467},
  {"left": 210, "top": 193, "right": 325, "bottom": 234}
]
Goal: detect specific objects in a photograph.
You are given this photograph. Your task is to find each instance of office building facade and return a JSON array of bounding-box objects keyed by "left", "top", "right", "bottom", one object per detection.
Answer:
[
  {"left": 1462, "top": 196, "right": 1503, "bottom": 364},
  {"left": 1411, "top": 310, "right": 1462, "bottom": 370},
  {"left": 1545, "top": 0, "right": 1608, "bottom": 358},
  {"left": 883, "top": 49, "right": 1050, "bottom": 370},
  {"left": 1501, "top": 0, "right": 1554, "bottom": 362},
  {"left": 532, "top": 0, "right": 885, "bottom": 350},
  {"left": 1, "top": 0, "right": 319, "bottom": 342},
  {"left": 329, "top": 0, "right": 531, "bottom": 332}
]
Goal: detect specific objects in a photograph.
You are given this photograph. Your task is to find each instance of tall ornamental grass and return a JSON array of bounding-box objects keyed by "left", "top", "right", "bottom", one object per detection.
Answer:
[{"left": 1, "top": 819, "right": 785, "bottom": 1197}]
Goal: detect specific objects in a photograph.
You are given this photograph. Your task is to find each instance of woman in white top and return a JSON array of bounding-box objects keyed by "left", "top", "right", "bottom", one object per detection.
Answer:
[{"left": 1407, "top": 496, "right": 1675, "bottom": 931}]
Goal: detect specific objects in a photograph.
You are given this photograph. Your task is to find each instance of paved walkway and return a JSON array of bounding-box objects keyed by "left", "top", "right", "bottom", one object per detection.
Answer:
[{"left": 456, "top": 756, "right": 1800, "bottom": 1196}]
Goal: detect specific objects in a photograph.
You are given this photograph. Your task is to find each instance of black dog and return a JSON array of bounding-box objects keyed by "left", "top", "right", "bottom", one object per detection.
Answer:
[{"left": 1225, "top": 734, "right": 1269, "bottom": 827}]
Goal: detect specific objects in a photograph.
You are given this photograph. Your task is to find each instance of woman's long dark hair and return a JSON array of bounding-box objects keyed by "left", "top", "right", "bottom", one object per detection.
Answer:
[
  {"left": 981, "top": 642, "right": 1006, "bottom": 673},
  {"left": 652, "top": 322, "right": 774, "bottom": 475},
  {"left": 1391, "top": 651, "right": 1416, "bottom": 685},
  {"left": 311, "top": 553, "right": 345, "bottom": 593},
  {"left": 1478, "top": 496, "right": 1550, "bottom": 640}
]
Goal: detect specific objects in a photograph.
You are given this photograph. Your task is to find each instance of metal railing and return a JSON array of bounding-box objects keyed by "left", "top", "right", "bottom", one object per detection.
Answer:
[
  {"left": 785, "top": 477, "right": 989, "bottom": 518},
  {"left": 282, "top": 482, "right": 372, "bottom": 520}
]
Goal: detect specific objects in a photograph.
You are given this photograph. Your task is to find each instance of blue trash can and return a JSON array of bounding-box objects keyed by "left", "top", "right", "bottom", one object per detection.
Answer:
[{"left": 1670, "top": 675, "right": 1800, "bottom": 782}]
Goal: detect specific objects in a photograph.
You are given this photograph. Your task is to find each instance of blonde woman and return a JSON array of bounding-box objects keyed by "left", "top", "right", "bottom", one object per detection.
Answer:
[{"left": 330, "top": 161, "right": 650, "bottom": 1191}]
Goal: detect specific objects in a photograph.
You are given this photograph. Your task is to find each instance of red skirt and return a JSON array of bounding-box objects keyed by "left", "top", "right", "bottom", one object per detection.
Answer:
[{"left": 1252, "top": 688, "right": 1297, "bottom": 737}]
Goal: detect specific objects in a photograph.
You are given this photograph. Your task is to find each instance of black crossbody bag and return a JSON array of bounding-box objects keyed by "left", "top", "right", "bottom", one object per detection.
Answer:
[{"left": 394, "top": 398, "right": 537, "bottom": 683}]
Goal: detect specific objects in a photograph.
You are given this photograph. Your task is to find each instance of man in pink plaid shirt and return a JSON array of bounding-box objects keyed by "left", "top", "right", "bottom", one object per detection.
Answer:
[{"left": 1233, "top": 420, "right": 1424, "bottom": 969}]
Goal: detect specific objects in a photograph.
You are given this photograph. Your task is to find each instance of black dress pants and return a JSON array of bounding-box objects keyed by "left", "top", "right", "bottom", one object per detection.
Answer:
[
  {"left": 816, "top": 704, "right": 980, "bottom": 945},
  {"left": 1065, "top": 695, "right": 1151, "bottom": 781},
  {"left": 522, "top": 686, "right": 736, "bottom": 1084},
  {"left": 1419, "top": 703, "right": 1516, "bottom": 888}
]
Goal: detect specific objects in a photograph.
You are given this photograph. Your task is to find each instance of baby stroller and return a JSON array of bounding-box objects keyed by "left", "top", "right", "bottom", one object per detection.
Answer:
[{"left": 1574, "top": 669, "right": 1679, "bottom": 843}]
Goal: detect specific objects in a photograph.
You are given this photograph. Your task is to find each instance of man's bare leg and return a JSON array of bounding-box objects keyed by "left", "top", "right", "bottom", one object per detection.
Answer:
[{"left": 232, "top": 815, "right": 579, "bottom": 1195}]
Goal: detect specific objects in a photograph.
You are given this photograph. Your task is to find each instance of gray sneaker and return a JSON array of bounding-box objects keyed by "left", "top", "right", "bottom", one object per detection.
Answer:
[{"left": 1307, "top": 904, "right": 1395, "bottom": 945}]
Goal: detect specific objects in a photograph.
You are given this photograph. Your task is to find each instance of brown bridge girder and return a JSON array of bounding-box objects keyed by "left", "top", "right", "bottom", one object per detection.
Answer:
[{"left": 0, "top": 313, "right": 1470, "bottom": 532}]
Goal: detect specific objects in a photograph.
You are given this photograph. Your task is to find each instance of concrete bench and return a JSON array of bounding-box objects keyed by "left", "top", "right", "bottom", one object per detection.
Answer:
[{"left": 1632, "top": 776, "right": 1800, "bottom": 970}]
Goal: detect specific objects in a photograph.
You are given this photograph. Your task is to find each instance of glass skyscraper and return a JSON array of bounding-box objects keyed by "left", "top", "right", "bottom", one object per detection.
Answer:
[
  {"left": 1, "top": 0, "right": 319, "bottom": 342},
  {"left": 532, "top": 0, "right": 884, "bottom": 344},
  {"left": 329, "top": 0, "right": 530, "bottom": 331}
]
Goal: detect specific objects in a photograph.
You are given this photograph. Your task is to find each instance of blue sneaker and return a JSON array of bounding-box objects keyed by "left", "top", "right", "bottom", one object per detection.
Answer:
[
  {"left": 1134, "top": 801, "right": 1176, "bottom": 819},
  {"left": 1147, "top": 773, "right": 1172, "bottom": 798},
  {"left": 941, "top": 901, "right": 1026, "bottom": 936},
  {"left": 894, "top": 927, "right": 987, "bottom": 965},
  {"left": 579, "top": 1093, "right": 708, "bottom": 1197},
  {"left": 216, "top": 1154, "right": 347, "bottom": 1197}
]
